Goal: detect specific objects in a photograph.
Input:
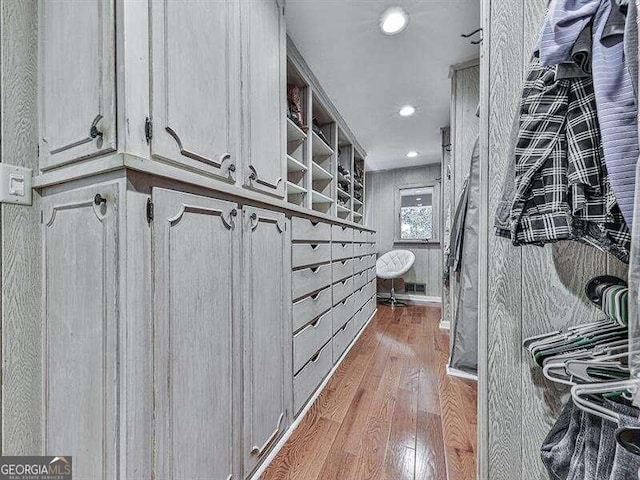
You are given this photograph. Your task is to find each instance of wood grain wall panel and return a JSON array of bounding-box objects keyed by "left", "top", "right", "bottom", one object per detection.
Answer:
[
  {"left": 480, "top": 1, "right": 631, "bottom": 479},
  {"left": 1, "top": 0, "right": 41, "bottom": 455},
  {"left": 485, "top": 1, "right": 524, "bottom": 479},
  {"left": 365, "top": 165, "right": 442, "bottom": 297}
]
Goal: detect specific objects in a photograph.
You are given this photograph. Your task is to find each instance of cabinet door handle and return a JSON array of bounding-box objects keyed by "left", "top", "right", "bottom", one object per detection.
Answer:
[
  {"left": 94, "top": 194, "right": 107, "bottom": 206},
  {"left": 251, "top": 413, "right": 284, "bottom": 457},
  {"left": 90, "top": 125, "right": 103, "bottom": 139}
]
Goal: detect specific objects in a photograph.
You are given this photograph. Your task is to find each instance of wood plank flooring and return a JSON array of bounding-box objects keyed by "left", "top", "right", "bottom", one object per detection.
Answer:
[{"left": 262, "top": 304, "right": 477, "bottom": 480}]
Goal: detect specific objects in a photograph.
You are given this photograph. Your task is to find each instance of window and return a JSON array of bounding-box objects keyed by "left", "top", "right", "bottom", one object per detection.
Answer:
[{"left": 398, "top": 186, "right": 434, "bottom": 241}]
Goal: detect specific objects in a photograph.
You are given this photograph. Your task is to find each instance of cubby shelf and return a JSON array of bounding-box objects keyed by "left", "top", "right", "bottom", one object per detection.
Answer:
[
  {"left": 353, "top": 198, "right": 363, "bottom": 207},
  {"left": 311, "top": 161, "right": 333, "bottom": 181},
  {"left": 311, "top": 131, "right": 334, "bottom": 158},
  {"left": 287, "top": 118, "right": 307, "bottom": 142},
  {"left": 311, "top": 190, "right": 333, "bottom": 204},
  {"left": 337, "top": 188, "right": 350, "bottom": 199},
  {"left": 336, "top": 204, "right": 350, "bottom": 214},
  {"left": 286, "top": 181, "right": 307, "bottom": 195},
  {"left": 287, "top": 155, "right": 306, "bottom": 172}
]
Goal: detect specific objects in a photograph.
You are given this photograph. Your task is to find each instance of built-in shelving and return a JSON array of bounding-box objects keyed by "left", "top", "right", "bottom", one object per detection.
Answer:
[
  {"left": 311, "top": 131, "right": 333, "bottom": 158},
  {"left": 336, "top": 204, "right": 350, "bottom": 215},
  {"left": 287, "top": 155, "right": 306, "bottom": 172},
  {"left": 337, "top": 188, "right": 350, "bottom": 199},
  {"left": 312, "top": 161, "right": 333, "bottom": 180},
  {"left": 352, "top": 198, "right": 362, "bottom": 208},
  {"left": 311, "top": 190, "right": 333, "bottom": 204},
  {"left": 286, "top": 181, "right": 307, "bottom": 195},
  {"left": 287, "top": 117, "right": 307, "bottom": 143}
]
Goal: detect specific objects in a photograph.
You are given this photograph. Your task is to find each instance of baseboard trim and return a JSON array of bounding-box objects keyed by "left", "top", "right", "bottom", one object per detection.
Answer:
[
  {"left": 377, "top": 293, "right": 442, "bottom": 304},
  {"left": 446, "top": 364, "right": 478, "bottom": 382},
  {"left": 439, "top": 319, "right": 451, "bottom": 330},
  {"left": 249, "top": 305, "right": 379, "bottom": 480}
]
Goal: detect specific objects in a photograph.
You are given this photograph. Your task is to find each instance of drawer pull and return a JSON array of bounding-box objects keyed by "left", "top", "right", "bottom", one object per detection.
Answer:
[
  {"left": 251, "top": 412, "right": 285, "bottom": 457},
  {"left": 310, "top": 244, "right": 319, "bottom": 250},
  {"left": 340, "top": 323, "right": 348, "bottom": 333},
  {"left": 310, "top": 267, "right": 319, "bottom": 273},
  {"left": 310, "top": 351, "right": 321, "bottom": 363},
  {"left": 311, "top": 220, "right": 320, "bottom": 226},
  {"left": 310, "top": 292, "right": 321, "bottom": 300}
]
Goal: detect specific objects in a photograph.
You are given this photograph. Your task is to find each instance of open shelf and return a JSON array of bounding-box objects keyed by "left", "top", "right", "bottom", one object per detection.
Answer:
[
  {"left": 287, "top": 155, "right": 306, "bottom": 173},
  {"left": 311, "top": 190, "right": 333, "bottom": 204},
  {"left": 286, "top": 181, "right": 307, "bottom": 196},
  {"left": 353, "top": 211, "right": 363, "bottom": 218},
  {"left": 312, "top": 161, "right": 333, "bottom": 181},
  {"left": 311, "top": 131, "right": 334, "bottom": 158},
  {"left": 353, "top": 197, "right": 363, "bottom": 208},
  {"left": 336, "top": 204, "right": 350, "bottom": 215},
  {"left": 337, "top": 188, "right": 350, "bottom": 199},
  {"left": 353, "top": 179, "right": 363, "bottom": 189},
  {"left": 287, "top": 117, "right": 307, "bottom": 143}
]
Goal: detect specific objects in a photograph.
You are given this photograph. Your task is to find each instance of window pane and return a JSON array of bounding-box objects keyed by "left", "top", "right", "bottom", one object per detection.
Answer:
[{"left": 400, "top": 187, "right": 433, "bottom": 240}]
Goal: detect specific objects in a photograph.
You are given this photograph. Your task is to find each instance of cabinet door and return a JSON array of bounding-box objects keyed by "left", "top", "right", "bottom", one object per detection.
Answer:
[
  {"left": 150, "top": 0, "right": 240, "bottom": 181},
  {"left": 42, "top": 182, "right": 120, "bottom": 479},
  {"left": 39, "top": 0, "right": 116, "bottom": 171},
  {"left": 241, "top": 0, "right": 286, "bottom": 198},
  {"left": 242, "top": 206, "right": 291, "bottom": 474},
  {"left": 153, "top": 188, "right": 241, "bottom": 480}
]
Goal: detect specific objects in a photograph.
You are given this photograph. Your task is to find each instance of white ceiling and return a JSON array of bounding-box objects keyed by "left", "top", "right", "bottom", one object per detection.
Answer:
[{"left": 285, "top": 0, "right": 480, "bottom": 171}]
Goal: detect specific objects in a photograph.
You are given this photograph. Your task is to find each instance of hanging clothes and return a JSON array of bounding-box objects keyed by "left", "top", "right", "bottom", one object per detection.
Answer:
[
  {"left": 538, "top": 0, "right": 639, "bottom": 229},
  {"left": 496, "top": 56, "right": 631, "bottom": 261},
  {"left": 443, "top": 176, "right": 470, "bottom": 287},
  {"left": 449, "top": 139, "right": 481, "bottom": 375}
]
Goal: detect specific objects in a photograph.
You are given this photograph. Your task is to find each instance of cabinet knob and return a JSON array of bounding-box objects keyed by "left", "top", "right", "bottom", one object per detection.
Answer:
[
  {"left": 90, "top": 125, "right": 103, "bottom": 139},
  {"left": 94, "top": 194, "right": 107, "bottom": 206},
  {"left": 228, "top": 164, "right": 236, "bottom": 173}
]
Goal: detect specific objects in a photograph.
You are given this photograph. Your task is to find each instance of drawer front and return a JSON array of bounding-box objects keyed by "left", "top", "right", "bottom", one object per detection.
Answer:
[
  {"left": 332, "top": 225, "right": 353, "bottom": 243},
  {"left": 293, "top": 340, "right": 333, "bottom": 413},
  {"left": 333, "top": 276, "right": 353, "bottom": 305},
  {"left": 353, "top": 242, "right": 368, "bottom": 258},
  {"left": 293, "top": 310, "right": 332, "bottom": 374},
  {"left": 354, "top": 229, "right": 368, "bottom": 243},
  {"left": 354, "top": 305, "right": 366, "bottom": 332},
  {"left": 292, "top": 263, "right": 332, "bottom": 300},
  {"left": 291, "top": 217, "right": 331, "bottom": 242},
  {"left": 332, "top": 294, "right": 355, "bottom": 333},
  {"left": 366, "top": 231, "right": 376, "bottom": 244},
  {"left": 367, "top": 266, "right": 377, "bottom": 282},
  {"left": 365, "top": 296, "right": 376, "bottom": 319},
  {"left": 366, "top": 243, "right": 377, "bottom": 255},
  {"left": 353, "top": 255, "right": 368, "bottom": 274},
  {"left": 292, "top": 286, "right": 332, "bottom": 332},
  {"left": 365, "top": 279, "right": 376, "bottom": 301},
  {"left": 364, "top": 254, "right": 376, "bottom": 270},
  {"left": 332, "top": 242, "right": 354, "bottom": 261},
  {"left": 332, "top": 317, "right": 356, "bottom": 363},
  {"left": 353, "top": 285, "right": 367, "bottom": 311},
  {"left": 353, "top": 270, "right": 367, "bottom": 292},
  {"left": 332, "top": 259, "right": 354, "bottom": 283},
  {"left": 292, "top": 243, "right": 331, "bottom": 268}
]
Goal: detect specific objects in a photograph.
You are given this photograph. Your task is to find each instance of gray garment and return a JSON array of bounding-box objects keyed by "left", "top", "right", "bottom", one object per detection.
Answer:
[
  {"left": 538, "top": 0, "right": 639, "bottom": 229},
  {"left": 445, "top": 177, "right": 470, "bottom": 279},
  {"left": 583, "top": 408, "right": 602, "bottom": 479},
  {"left": 449, "top": 139, "right": 481, "bottom": 374},
  {"left": 494, "top": 111, "right": 520, "bottom": 236},
  {"left": 623, "top": 0, "right": 638, "bottom": 96},
  {"left": 541, "top": 398, "right": 586, "bottom": 480}
]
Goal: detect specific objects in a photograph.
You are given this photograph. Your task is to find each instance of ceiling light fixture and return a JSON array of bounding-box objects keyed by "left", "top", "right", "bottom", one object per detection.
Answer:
[
  {"left": 399, "top": 105, "right": 416, "bottom": 117},
  {"left": 380, "top": 7, "right": 409, "bottom": 35},
  {"left": 406, "top": 151, "right": 418, "bottom": 158}
]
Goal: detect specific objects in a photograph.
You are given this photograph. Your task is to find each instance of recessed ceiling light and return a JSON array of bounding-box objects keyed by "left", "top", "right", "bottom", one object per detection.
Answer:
[
  {"left": 380, "top": 7, "right": 409, "bottom": 35},
  {"left": 406, "top": 151, "right": 418, "bottom": 158},
  {"left": 399, "top": 105, "right": 416, "bottom": 117}
]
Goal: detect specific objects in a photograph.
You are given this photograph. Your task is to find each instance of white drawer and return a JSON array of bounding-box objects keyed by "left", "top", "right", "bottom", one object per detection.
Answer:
[
  {"left": 332, "top": 276, "right": 353, "bottom": 305},
  {"left": 332, "top": 224, "right": 353, "bottom": 243},
  {"left": 292, "top": 263, "right": 332, "bottom": 300},
  {"left": 354, "top": 229, "right": 368, "bottom": 243},
  {"left": 366, "top": 231, "right": 376, "bottom": 244},
  {"left": 332, "top": 317, "right": 356, "bottom": 363},
  {"left": 354, "top": 305, "right": 366, "bottom": 332},
  {"left": 353, "top": 285, "right": 367, "bottom": 311},
  {"left": 292, "top": 286, "right": 332, "bottom": 332},
  {"left": 332, "top": 258, "right": 354, "bottom": 283},
  {"left": 365, "top": 296, "right": 376, "bottom": 319},
  {"left": 332, "top": 294, "right": 354, "bottom": 333},
  {"left": 364, "top": 254, "right": 376, "bottom": 270},
  {"left": 293, "top": 310, "right": 332, "bottom": 374},
  {"left": 353, "top": 269, "right": 367, "bottom": 292},
  {"left": 291, "top": 217, "right": 331, "bottom": 242},
  {"left": 365, "top": 279, "right": 376, "bottom": 301},
  {"left": 292, "top": 242, "right": 331, "bottom": 268},
  {"left": 353, "top": 255, "right": 368, "bottom": 274},
  {"left": 367, "top": 266, "right": 377, "bottom": 282},
  {"left": 366, "top": 243, "right": 376, "bottom": 255},
  {"left": 294, "top": 340, "right": 333, "bottom": 414},
  {"left": 353, "top": 242, "right": 368, "bottom": 258},
  {"left": 332, "top": 242, "right": 353, "bottom": 261}
]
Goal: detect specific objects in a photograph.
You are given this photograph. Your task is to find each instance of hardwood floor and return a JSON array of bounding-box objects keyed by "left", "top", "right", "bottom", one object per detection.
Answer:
[{"left": 262, "top": 304, "right": 477, "bottom": 480}]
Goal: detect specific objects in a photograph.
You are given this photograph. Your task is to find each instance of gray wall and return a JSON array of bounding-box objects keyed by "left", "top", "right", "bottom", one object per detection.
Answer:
[
  {"left": 477, "top": 0, "right": 628, "bottom": 478},
  {"left": 1, "top": 0, "right": 41, "bottom": 454},
  {"left": 365, "top": 164, "right": 442, "bottom": 298}
]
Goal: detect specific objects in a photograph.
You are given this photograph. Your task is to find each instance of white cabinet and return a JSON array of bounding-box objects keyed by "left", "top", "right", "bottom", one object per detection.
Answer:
[
  {"left": 241, "top": 0, "right": 286, "bottom": 198},
  {"left": 149, "top": 0, "right": 240, "bottom": 181},
  {"left": 42, "top": 182, "right": 120, "bottom": 479},
  {"left": 152, "top": 188, "right": 241, "bottom": 480},
  {"left": 242, "top": 206, "right": 291, "bottom": 475},
  {"left": 38, "top": 0, "right": 116, "bottom": 170}
]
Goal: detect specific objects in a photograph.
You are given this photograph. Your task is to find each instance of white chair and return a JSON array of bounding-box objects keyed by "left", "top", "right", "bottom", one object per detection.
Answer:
[{"left": 376, "top": 250, "right": 416, "bottom": 307}]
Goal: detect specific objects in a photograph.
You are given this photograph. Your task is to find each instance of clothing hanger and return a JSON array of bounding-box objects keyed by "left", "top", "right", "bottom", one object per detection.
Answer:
[{"left": 572, "top": 379, "right": 640, "bottom": 424}]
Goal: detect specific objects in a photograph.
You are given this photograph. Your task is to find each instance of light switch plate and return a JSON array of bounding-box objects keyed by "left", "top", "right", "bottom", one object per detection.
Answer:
[{"left": 0, "top": 164, "right": 32, "bottom": 205}]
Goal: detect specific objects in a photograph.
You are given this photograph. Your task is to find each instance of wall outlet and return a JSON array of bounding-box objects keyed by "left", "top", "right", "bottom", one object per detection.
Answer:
[{"left": 0, "top": 164, "right": 32, "bottom": 205}]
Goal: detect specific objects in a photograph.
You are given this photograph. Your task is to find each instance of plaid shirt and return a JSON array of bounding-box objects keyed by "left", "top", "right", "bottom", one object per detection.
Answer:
[{"left": 496, "top": 57, "right": 631, "bottom": 262}]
